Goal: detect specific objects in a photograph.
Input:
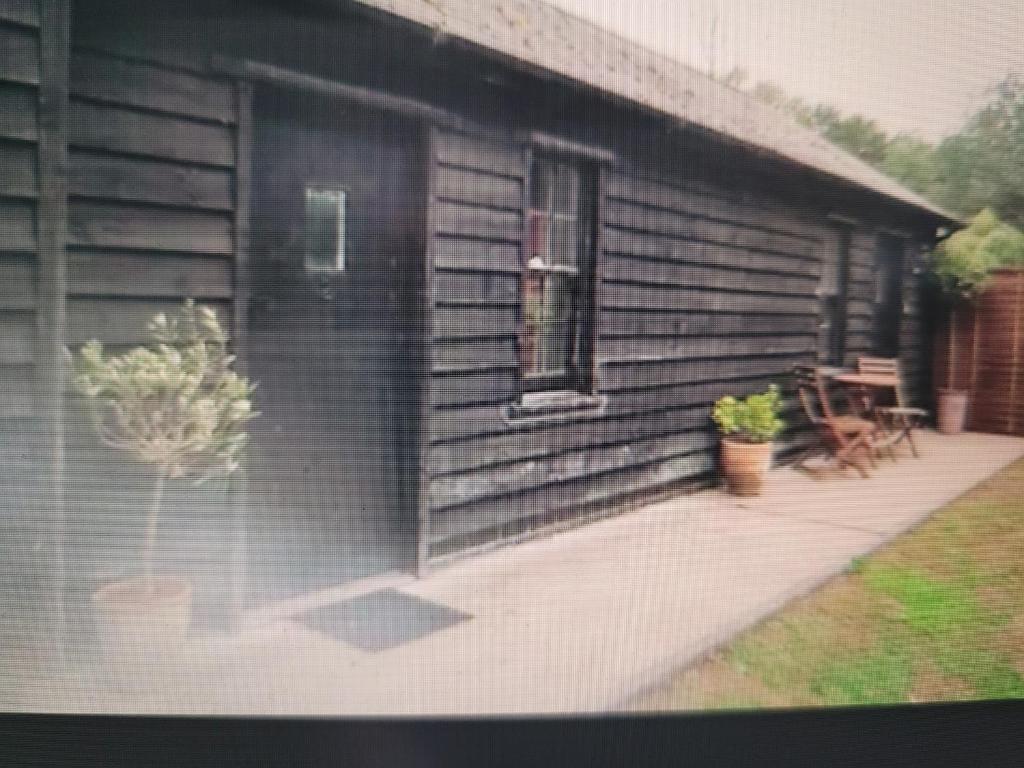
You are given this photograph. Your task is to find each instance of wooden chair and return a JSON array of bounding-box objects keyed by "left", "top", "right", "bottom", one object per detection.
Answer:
[
  {"left": 856, "top": 356, "right": 929, "bottom": 458},
  {"left": 792, "top": 365, "right": 879, "bottom": 478}
]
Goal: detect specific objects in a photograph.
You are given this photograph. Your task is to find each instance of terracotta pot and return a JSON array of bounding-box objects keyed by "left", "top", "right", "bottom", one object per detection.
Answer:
[
  {"left": 936, "top": 388, "right": 969, "bottom": 435},
  {"left": 92, "top": 576, "right": 192, "bottom": 657},
  {"left": 720, "top": 437, "right": 773, "bottom": 496}
]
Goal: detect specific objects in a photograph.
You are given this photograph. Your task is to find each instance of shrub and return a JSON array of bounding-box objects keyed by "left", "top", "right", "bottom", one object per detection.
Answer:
[
  {"left": 931, "top": 208, "right": 1024, "bottom": 301},
  {"left": 68, "top": 300, "right": 256, "bottom": 590},
  {"left": 712, "top": 384, "right": 786, "bottom": 444}
]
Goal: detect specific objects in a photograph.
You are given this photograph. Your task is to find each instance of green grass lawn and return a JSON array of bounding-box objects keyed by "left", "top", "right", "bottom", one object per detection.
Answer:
[{"left": 631, "top": 456, "right": 1024, "bottom": 711}]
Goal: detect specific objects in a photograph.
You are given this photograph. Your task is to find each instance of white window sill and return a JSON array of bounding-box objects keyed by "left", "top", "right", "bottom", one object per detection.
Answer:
[{"left": 501, "top": 390, "right": 607, "bottom": 426}]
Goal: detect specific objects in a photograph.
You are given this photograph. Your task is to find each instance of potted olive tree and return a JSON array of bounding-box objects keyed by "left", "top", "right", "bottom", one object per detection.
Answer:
[
  {"left": 930, "top": 209, "right": 1024, "bottom": 433},
  {"left": 712, "top": 384, "right": 785, "bottom": 496},
  {"left": 69, "top": 300, "right": 255, "bottom": 650}
]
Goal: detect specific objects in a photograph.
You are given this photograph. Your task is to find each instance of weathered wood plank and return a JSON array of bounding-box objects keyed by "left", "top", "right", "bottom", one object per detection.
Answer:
[
  {"left": 0, "top": 363, "right": 35, "bottom": 416},
  {"left": 605, "top": 199, "right": 816, "bottom": 258},
  {"left": 600, "top": 282, "right": 817, "bottom": 315},
  {"left": 430, "top": 429, "right": 716, "bottom": 511},
  {"left": 67, "top": 251, "right": 233, "bottom": 298},
  {"left": 0, "top": 139, "right": 36, "bottom": 196},
  {"left": 66, "top": 297, "right": 231, "bottom": 345},
  {"left": 430, "top": 367, "right": 517, "bottom": 407},
  {"left": 847, "top": 299, "right": 874, "bottom": 318},
  {"left": 69, "top": 51, "right": 235, "bottom": 123},
  {"left": 430, "top": 372, "right": 790, "bottom": 443},
  {"left": 433, "top": 236, "right": 520, "bottom": 274},
  {"left": 67, "top": 151, "right": 233, "bottom": 210},
  {"left": 0, "top": 83, "right": 36, "bottom": 140},
  {"left": 68, "top": 100, "right": 235, "bottom": 167},
  {"left": 606, "top": 171, "right": 821, "bottom": 243},
  {"left": 0, "top": 310, "right": 34, "bottom": 363},
  {"left": 435, "top": 129, "right": 524, "bottom": 177},
  {"left": 599, "top": 352, "right": 812, "bottom": 391},
  {"left": 0, "top": 0, "right": 38, "bottom": 26},
  {"left": 435, "top": 200, "right": 521, "bottom": 241},
  {"left": 0, "top": 254, "right": 34, "bottom": 301},
  {"left": 599, "top": 309, "right": 815, "bottom": 337},
  {"left": 67, "top": 201, "right": 233, "bottom": 253},
  {"left": 430, "top": 450, "right": 716, "bottom": 543},
  {"left": 434, "top": 305, "right": 518, "bottom": 339},
  {"left": 430, "top": 403, "right": 709, "bottom": 476},
  {"left": 598, "top": 333, "right": 815, "bottom": 362},
  {"left": 0, "top": 23, "right": 39, "bottom": 85},
  {"left": 435, "top": 270, "right": 519, "bottom": 305},
  {"left": 603, "top": 228, "right": 819, "bottom": 278},
  {"left": 601, "top": 253, "right": 818, "bottom": 295},
  {"left": 434, "top": 337, "right": 518, "bottom": 369},
  {"left": 435, "top": 165, "right": 522, "bottom": 210},
  {"left": 0, "top": 200, "right": 36, "bottom": 250}
]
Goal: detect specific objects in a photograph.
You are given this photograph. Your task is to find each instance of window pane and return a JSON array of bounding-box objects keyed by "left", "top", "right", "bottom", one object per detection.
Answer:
[
  {"left": 529, "top": 160, "right": 552, "bottom": 209},
  {"left": 526, "top": 211, "right": 550, "bottom": 261},
  {"left": 550, "top": 217, "right": 578, "bottom": 268},
  {"left": 553, "top": 163, "right": 578, "bottom": 214},
  {"left": 522, "top": 273, "right": 575, "bottom": 378},
  {"left": 304, "top": 188, "right": 345, "bottom": 271}
]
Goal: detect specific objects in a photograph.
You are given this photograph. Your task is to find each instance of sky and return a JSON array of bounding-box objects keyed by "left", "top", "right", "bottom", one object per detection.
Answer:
[{"left": 546, "top": 0, "right": 1024, "bottom": 142}]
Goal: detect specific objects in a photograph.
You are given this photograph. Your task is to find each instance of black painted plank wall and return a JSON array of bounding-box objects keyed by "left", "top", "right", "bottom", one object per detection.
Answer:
[
  {"left": 59, "top": 46, "right": 241, "bottom": 590},
  {"left": 425, "top": 121, "right": 935, "bottom": 560},
  {"left": 425, "top": 127, "right": 835, "bottom": 559},
  {"left": 0, "top": 4, "right": 41, "bottom": 525}
]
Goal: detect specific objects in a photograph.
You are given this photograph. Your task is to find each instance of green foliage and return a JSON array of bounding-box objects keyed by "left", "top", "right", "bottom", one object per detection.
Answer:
[
  {"left": 930, "top": 208, "right": 1024, "bottom": 301},
  {"left": 746, "top": 75, "right": 1024, "bottom": 223},
  {"left": 69, "top": 299, "right": 257, "bottom": 483},
  {"left": 712, "top": 384, "right": 785, "bottom": 443},
  {"left": 881, "top": 134, "right": 942, "bottom": 199},
  {"left": 810, "top": 643, "right": 914, "bottom": 706},
  {"left": 820, "top": 114, "right": 889, "bottom": 166}
]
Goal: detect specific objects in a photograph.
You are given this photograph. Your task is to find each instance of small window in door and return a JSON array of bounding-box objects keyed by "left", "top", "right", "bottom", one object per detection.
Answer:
[{"left": 304, "top": 187, "right": 346, "bottom": 272}]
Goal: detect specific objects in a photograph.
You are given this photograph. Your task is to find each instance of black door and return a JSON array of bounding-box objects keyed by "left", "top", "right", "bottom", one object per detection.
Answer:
[
  {"left": 818, "top": 225, "right": 851, "bottom": 366},
  {"left": 874, "top": 234, "right": 905, "bottom": 358},
  {"left": 245, "top": 88, "right": 425, "bottom": 602}
]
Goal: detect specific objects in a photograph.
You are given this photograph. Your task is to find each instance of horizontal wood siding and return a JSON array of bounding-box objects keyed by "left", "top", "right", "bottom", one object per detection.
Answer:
[
  {"left": 0, "top": 13, "right": 39, "bottom": 421},
  {"left": 0, "top": 4, "right": 40, "bottom": 534},
  {"left": 425, "top": 130, "right": 828, "bottom": 559},
  {"left": 65, "top": 49, "right": 237, "bottom": 353}
]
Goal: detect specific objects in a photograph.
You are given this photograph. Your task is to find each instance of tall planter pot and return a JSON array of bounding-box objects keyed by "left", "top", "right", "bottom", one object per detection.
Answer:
[
  {"left": 936, "top": 388, "right": 969, "bottom": 435},
  {"left": 92, "top": 576, "right": 192, "bottom": 658},
  {"left": 720, "top": 438, "right": 773, "bottom": 496}
]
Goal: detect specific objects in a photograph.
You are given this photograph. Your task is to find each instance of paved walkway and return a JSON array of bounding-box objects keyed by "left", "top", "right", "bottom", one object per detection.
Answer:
[{"left": 8, "top": 431, "right": 1024, "bottom": 715}]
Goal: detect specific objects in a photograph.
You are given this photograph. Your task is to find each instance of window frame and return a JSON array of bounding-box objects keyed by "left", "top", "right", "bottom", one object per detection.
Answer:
[
  {"left": 303, "top": 183, "right": 348, "bottom": 274},
  {"left": 817, "top": 223, "right": 852, "bottom": 366},
  {"left": 519, "top": 147, "right": 599, "bottom": 397},
  {"left": 873, "top": 232, "right": 906, "bottom": 358}
]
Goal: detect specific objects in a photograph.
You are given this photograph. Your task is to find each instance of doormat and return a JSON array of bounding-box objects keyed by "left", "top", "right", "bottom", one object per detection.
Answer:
[{"left": 300, "top": 588, "right": 472, "bottom": 652}]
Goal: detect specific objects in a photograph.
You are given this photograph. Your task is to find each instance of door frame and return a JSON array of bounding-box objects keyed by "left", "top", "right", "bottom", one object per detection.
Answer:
[{"left": 228, "top": 62, "right": 435, "bottom": 578}]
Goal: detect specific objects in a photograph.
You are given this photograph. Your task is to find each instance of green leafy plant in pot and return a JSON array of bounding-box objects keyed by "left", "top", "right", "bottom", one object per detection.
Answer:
[
  {"left": 68, "top": 300, "right": 256, "bottom": 653},
  {"left": 712, "top": 385, "right": 785, "bottom": 496},
  {"left": 929, "top": 209, "right": 1024, "bottom": 433}
]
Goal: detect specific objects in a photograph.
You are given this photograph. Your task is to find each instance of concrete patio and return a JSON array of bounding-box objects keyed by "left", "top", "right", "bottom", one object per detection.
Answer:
[{"left": 5, "top": 430, "right": 1024, "bottom": 715}]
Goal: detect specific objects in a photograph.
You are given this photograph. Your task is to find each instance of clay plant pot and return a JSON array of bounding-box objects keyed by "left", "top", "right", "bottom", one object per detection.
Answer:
[
  {"left": 92, "top": 576, "right": 192, "bottom": 658},
  {"left": 936, "top": 388, "right": 969, "bottom": 435},
  {"left": 720, "top": 437, "right": 774, "bottom": 496}
]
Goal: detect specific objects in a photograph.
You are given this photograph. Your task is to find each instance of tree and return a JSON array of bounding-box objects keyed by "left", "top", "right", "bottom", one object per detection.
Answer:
[
  {"left": 933, "top": 75, "right": 1024, "bottom": 225},
  {"left": 881, "top": 134, "right": 942, "bottom": 200},
  {"left": 69, "top": 300, "right": 257, "bottom": 593},
  {"left": 819, "top": 114, "right": 889, "bottom": 166}
]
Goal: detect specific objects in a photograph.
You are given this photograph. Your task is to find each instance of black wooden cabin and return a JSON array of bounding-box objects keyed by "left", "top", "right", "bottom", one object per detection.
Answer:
[{"left": 0, "top": 0, "right": 956, "bottom": 594}]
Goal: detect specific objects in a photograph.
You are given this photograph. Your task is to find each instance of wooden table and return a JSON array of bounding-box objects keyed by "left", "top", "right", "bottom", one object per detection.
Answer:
[{"left": 831, "top": 371, "right": 900, "bottom": 419}]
